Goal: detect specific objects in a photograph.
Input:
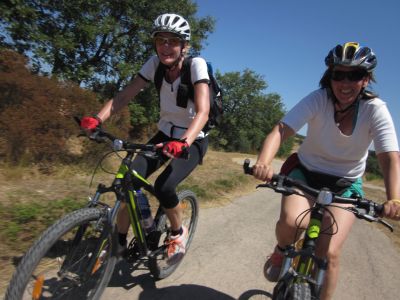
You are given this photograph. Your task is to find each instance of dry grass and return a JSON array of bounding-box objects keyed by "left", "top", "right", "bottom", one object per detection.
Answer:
[{"left": 0, "top": 150, "right": 257, "bottom": 294}]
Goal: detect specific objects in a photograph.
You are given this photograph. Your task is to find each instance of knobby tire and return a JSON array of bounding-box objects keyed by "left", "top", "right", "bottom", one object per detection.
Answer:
[
  {"left": 148, "top": 190, "right": 199, "bottom": 279},
  {"left": 5, "top": 208, "right": 117, "bottom": 300}
]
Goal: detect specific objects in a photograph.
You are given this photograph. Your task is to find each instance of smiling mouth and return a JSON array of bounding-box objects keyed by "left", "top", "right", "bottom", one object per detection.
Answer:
[{"left": 340, "top": 89, "right": 352, "bottom": 95}]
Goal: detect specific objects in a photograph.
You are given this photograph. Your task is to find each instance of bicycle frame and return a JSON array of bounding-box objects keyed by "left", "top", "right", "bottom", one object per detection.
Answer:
[
  {"left": 66, "top": 150, "right": 157, "bottom": 275},
  {"left": 278, "top": 204, "right": 329, "bottom": 297},
  {"left": 103, "top": 151, "right": 158, "bottom": 257}
]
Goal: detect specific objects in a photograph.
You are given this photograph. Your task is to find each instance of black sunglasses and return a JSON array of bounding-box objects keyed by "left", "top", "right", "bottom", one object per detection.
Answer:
[{"left": 331, "top": 70, "right": 368, "bottom": 82}]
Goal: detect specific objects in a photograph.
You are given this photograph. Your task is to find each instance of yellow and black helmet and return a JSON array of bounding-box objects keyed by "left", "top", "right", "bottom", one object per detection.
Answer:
[{"left": 325, "top": 42, "right": 377, "bottom": 71}]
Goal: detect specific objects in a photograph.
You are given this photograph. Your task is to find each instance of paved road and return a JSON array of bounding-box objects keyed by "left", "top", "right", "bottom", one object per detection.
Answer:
[{"left": 102, "top": 185, "right": 400, "bottom": 300}]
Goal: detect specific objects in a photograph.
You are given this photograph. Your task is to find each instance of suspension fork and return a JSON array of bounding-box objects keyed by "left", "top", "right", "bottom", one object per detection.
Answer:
[{"left": 296, "top": 205, "right": 328, "bottom": 290}]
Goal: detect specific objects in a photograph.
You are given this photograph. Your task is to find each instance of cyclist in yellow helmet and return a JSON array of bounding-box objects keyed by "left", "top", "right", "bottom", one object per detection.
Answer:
[{"left": 252, "top": 42, "right": 400, "bottom": 299}]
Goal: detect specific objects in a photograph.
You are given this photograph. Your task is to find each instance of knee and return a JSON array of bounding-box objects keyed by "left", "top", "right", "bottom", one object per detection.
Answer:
[
  {"left": 154, "top": 183, "right": 179, "bottom": 209},
  {"left": 325, "top": 248, "right": 341, "bottom": 269},
  {"left": 276, "top": 215, "right": 298, "bottom": 231}
]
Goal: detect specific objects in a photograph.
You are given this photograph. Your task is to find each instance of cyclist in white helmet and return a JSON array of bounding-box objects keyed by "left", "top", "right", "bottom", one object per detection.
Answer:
[
  {"left": 252, "top": 42, "right": 400, "bottom": 299},
  {"left": 80, "top": 13, "right": 210, "bottom": 263}
]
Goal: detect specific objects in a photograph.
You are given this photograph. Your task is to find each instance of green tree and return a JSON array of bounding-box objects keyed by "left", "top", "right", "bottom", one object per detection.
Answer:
[
  {"left": 212, "top": 69, "right": 292, "bottom": 154},
  {"left": 0, "top": 0, "right": 215, "bottom": 99},
  {"left": 365, "top": 150, "right": 383, "bottom": 178}
]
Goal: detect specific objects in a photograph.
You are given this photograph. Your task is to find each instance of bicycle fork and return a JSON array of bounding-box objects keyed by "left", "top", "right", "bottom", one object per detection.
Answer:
[{"left": 278, "top": 206, "right": 328, "bottom": 295}]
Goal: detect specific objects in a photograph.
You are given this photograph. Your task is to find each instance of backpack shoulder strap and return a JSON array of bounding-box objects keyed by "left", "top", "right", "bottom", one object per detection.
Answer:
[
  {"left": 154, "top": 62, "right": 166, "bottom": 96},
  {"left": 181, "top": 57, "right": 194, "bottom": 99}
]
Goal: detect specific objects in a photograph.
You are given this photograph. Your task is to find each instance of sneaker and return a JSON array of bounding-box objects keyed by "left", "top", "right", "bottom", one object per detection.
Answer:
[
  {"left": 166, "top": 226, "right": 188, "bottom": 264},
  {"left": 263, "top": 246, "right": 284, "bottom": 282}
]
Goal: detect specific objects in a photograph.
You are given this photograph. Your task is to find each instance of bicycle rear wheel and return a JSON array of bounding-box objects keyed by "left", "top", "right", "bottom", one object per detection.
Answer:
[
  {"left": 5, "top": 208, "right": 117, "bottom": 300},
  {"left": 148, "top": 190, "right": 199, "bottom": 280}
]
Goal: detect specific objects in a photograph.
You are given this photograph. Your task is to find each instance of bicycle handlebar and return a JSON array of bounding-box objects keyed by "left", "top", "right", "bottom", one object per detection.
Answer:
[
  {"left": 75, "top": 116, "right": 159, "bottom": 153},
  {"left": 243, "top": 159, "right": 393, "bottom": 232},
  {"left": 75, "top": 116, "right": 189, "bottom": 159}
]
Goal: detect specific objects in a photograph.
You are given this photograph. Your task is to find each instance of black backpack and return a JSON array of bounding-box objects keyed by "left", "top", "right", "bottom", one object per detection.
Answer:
[{"left": 154, "top": 57, "right": 223, "bottom": 132}]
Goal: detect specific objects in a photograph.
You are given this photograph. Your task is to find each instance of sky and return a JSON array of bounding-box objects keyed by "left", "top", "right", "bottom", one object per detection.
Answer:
[{"left": 194, "top": 0, "right": 400, "bottom": 140}]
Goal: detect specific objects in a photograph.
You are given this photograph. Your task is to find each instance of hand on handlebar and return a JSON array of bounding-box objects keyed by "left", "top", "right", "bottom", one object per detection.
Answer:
[
  {"left": 383, "top": 199, "right": 400, "bottom": 220},
  {"left": 80, "top": 116, "right": 102, "bottom": 132},
  {"left": 157, "top": 140, "right": 189, "bottom": 159},
  {"left": 252, "top": 161, "right": 275, "bottom": 182}
]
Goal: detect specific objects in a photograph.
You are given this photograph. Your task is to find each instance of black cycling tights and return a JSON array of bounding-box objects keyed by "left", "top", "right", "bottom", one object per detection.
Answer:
[{"left": 130, "top": 131, "right": 208, "bottom": 209}]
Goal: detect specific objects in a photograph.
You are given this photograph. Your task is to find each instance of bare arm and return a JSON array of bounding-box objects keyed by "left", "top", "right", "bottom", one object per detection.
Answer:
[
  {"left": 377, "top": 151, "right": 400, "bottom": 220},
  {"left": 96, "top": 75, "right": 148, "bottom": 122},
  {"left": 180, "top": 82, "right": 210, "bottom": 146},
  {"left": 253, "top": 122, "right": 295, "bottom": 181}
]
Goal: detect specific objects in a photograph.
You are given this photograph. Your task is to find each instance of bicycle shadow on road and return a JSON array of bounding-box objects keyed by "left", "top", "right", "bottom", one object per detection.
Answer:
[
  {"left": 107, "top": 258, "right": 155, "bottom": 290},
  {"left": 138, "top": 284, "right": 236, "bottom": 300},
  {"left": 106, "top": 259, "right": 237, "bottom": 299}
]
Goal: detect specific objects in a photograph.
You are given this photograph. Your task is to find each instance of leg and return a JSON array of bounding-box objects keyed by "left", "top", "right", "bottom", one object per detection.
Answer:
[
  {"left": 264, "top": 192, "right": 312, "bottom": 282},
  {"left": 155, "top": 138, "right": 207, "bottom": 260},
  {"left": 315, "top": 205, "right": 356, "bottom": 300},
  {"left": 276, "top": 193, "right": 312, "bottom": 248},
  {"left": 164, "top": 203, "right": 183, "bottom": 231},
  {"left": 155, "top": 138, "right": 207, "bottom": 231},
  {"left": 116, "top": 132, "right": 165, "bottom": 240},
  {"left": 116, "top": 203, "right": 130, "bottom": 235}
]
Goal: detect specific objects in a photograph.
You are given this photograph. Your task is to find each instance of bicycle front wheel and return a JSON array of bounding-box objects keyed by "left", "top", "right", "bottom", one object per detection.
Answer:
[
  {"left": 148, "top": 189, "right": 199, "bottom": 280},
  {"left": 5, "top": 208, "right": 117, "bottom": 300},
  {"left": 286, "top": 282, "right": 312, "bottom": 300}
]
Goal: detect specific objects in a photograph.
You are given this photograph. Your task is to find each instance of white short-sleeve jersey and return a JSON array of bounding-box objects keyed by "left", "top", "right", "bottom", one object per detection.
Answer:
[
  {"left": 139, "top": 55, "right": 209, "bottom": 139},
  {"left": 282, "top": 89, "right": 399, "bottom": 179}
]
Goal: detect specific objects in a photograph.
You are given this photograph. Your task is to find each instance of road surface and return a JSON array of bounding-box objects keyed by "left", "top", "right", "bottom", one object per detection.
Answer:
[{"left": 102, "top": 185, "right": 400, "bottom": 300}]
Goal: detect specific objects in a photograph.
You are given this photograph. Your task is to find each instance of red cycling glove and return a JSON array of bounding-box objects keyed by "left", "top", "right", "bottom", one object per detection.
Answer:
[
  {"left": 163, "top": 140, "right": 189, "bottom": 158},
  {"left": 80, "top": 116, "right": 101, "bottom": 131}
]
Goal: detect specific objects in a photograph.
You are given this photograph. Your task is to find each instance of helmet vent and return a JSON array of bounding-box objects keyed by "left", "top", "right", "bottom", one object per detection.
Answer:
[{"left": 345, "top": 46, "right": 356, "bottom": 60}]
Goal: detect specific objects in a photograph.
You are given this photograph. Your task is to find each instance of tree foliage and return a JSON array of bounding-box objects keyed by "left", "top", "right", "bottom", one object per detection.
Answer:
[
  {"left": 0, "top": 49, "right": 129, "bottom": 167},
  {"left": 212, "top": 69, "right": 293, "bottom": 155},
  {"left": 365, "top": 150, "right": 383, "bottom": 178},
  {"left": 0, "top": 0, "right": 215, "bottom": 99}
]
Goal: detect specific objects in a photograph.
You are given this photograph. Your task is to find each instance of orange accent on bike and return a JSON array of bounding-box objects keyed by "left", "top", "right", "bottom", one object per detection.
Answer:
[
  {"left": 32, "top": 274, "right": 44, "bottom": 300},
  {"left": 92, "top": 258, "right": 101, "bottom": 274}
]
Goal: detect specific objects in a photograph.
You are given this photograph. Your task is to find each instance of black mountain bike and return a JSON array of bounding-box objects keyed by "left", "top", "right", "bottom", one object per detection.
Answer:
[
  {"left": 5, "top": 126, "right": 199, "bottom": 300},
  {"left": 243, "top": 159, "right": 393, "bottom": 300}
]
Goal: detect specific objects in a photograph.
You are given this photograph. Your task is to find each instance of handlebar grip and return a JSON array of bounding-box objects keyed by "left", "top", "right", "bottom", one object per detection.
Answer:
[
  {"left": 74, "top": 116, "right": 81, "bottom": 125},
  {"left": 375, "top": 203, "right": 384, "bottom": 215},
  {"left": 243, "top": 159, "right": 253, "bottom": 175}
]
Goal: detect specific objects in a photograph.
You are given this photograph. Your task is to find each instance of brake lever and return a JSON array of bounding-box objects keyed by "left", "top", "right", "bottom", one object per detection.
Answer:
[
  {"left": 377, "top": 219, "right": 394, "bottom": 232},
  {"left": 351, "top": 207, "right": 394, "bottom": 232},
  {"left": 89, "top": 130, "right": 107, "bottom": 143}
]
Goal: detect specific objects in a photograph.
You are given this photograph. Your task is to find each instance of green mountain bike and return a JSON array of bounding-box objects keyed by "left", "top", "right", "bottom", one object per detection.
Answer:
[
  {"left": 243, "top": 159, "right": 393, "bottom": 300},
  {"left": 5, "top": 125, "right": 199, "bottom": 300}
]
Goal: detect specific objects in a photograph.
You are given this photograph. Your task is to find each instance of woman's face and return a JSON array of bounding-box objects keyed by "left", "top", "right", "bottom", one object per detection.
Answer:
[
  {"left": 154, "top": 32, "right": 185, "bottom": 66},
  {"left": 330, "top": 65, "right": 370, "bottom": 105}
]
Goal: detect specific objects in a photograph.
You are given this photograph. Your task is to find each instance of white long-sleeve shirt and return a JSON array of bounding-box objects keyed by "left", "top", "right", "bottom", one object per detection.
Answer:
[{"left": 282, "top": 89, "right": 399, "bottom": 179}]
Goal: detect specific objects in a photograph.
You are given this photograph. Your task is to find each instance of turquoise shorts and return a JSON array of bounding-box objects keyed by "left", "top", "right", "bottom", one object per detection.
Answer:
[{"left": 288, "top": 168, "right": 364, "bottom": 198}]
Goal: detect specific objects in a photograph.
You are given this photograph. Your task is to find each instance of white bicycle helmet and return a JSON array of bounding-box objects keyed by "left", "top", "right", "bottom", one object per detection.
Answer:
[
  {"left": 151, "top": 13, "right": 191, "bottom": 42},
  {"left": 325, "top": 42, "right": 377, "bottom": 71}
]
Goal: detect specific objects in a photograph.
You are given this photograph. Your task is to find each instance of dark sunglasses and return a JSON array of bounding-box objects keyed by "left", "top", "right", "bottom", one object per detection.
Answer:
[
  {"left": 154, "top": 36, "right": 182, "bottom": 47},
  {"left": 331, "top": 70, "right": 368, "bottom": 82}
]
